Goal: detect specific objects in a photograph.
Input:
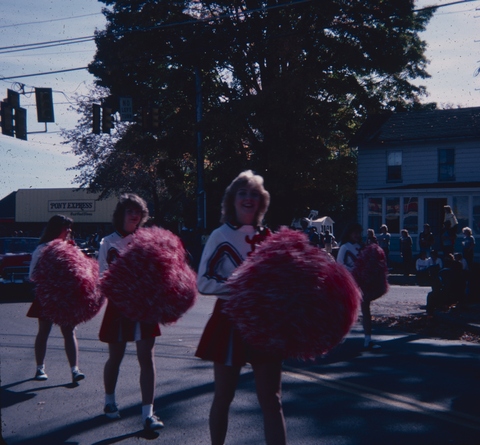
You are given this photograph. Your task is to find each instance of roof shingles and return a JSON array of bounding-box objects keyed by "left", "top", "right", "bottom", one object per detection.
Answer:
[{"left": 356, "top": 107, "right": 480, "bottom": 144}]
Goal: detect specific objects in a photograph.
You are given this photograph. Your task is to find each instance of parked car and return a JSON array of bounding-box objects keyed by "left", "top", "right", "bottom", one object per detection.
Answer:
[
  {"left": 0, "top": 237, "right": 39, "bottom": 284},
  {"left": 74, "top": 238, "right": 98, "bottom": 258}
]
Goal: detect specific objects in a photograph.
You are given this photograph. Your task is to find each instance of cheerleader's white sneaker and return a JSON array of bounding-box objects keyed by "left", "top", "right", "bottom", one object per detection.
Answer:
[
  {"left": 35, "top": 369, "right": 48, "bottom": 381},
  {"left": 143, "top": 415, "right": 164, "bottom": 431},
  {"left": 72, "top": 369, "right": 85, "bottom": 382},
  {"left": 104, "top": 403, "right": 121, "bottom": 419}
]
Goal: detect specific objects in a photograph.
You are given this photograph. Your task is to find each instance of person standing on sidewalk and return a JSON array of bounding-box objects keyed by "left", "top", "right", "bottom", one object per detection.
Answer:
[
  {"left": 323, "top": 229, "right": 336, "bottom": 254},
  {"left": 365, "top": 228, "right": 378, "bottom": 245},
  {"left": 98, "top": 194, "right": 164, "bottom": 432},
  {"left": 195, "top": 170, "right": 287, "bottom": 445},
  {"left": 400, "top": 229, "right": 413, "bottom": 276},
  {"left": 461, "top": 227, "right": 475, "bottom": 270},
  {"left": 27, "top": 214, "right": 86, "bottom": 383},
  {"left": 377, "top": 224, "right": 391, "bottom": 266},
  {"left": 444, "top": 205, "right": 458, "bottom": 249},
  {"left": 419, "top": 223, "right": 435, "bottom": 256}
]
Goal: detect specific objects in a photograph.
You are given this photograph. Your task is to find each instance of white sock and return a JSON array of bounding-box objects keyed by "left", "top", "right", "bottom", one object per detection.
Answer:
[
  {"left": 37, "top": 364, "right": 45, "bottom": 371},
  {"left": 364, "top": 335, "right": 372, "bottom": 347},
  {"left": 142, "top": 404, "right": 153, "bottom": 421},
  {"left": 71, "top": 366, "right": 79, "bottom": 373},
  {"left": 105, "top": 393, "right": 116, "bottom": 406}
]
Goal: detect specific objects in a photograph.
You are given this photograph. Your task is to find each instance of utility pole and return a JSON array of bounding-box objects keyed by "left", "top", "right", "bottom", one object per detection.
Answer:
[{"left": 196, "top": 67, "right": 205, "bottom": 231}]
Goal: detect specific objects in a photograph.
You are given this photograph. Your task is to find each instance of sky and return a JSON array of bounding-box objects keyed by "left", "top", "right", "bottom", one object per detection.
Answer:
[{"left": 0, "top": 0, "right": 479, "bottom": 201}]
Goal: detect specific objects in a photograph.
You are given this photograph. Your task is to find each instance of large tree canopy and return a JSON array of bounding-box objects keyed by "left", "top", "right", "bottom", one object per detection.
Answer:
[{"left": 64, "top": 0, "right": 434, "bottom": 228}]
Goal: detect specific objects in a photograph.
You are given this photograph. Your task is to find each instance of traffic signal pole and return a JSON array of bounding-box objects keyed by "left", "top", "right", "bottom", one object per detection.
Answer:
[{"left": 195, "top": 67, "right": 206, "bottom": 232}]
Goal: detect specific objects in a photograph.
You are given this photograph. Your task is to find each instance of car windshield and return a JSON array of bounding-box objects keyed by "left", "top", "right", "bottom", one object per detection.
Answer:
[{"left": 0, "top": 238, "right": 39, "bottom": 255}]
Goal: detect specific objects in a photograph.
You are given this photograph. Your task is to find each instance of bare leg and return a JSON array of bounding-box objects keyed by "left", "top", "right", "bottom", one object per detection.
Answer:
[
  {"left": 209, "top": 363, "right": 241, "bottom": 445},
  {"left": 60, "top": 325, "right": 78, "bottom": 368},
  {"left": 252, "top": 361, "right": 287, "bottom": 445},
  {"left": 104, "top": 342, "right": 126, "bottom": 395},
  {"left": 136, "top": 337, "right": 156, "bottom": 405},
  {"left": 361, "top": 300, "right": 372, "bottom": 337},
  {"left": 35, "top": 319, "right": 52, "bottom": 366}
]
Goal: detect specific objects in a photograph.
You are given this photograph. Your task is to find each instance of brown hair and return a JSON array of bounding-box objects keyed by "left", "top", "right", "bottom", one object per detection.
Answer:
[
  {"left": 39, "top": 214, "right": 73, "bottom": 244},
  {"left": 112, "top": 193, "right": 149, "bottom": 232}
]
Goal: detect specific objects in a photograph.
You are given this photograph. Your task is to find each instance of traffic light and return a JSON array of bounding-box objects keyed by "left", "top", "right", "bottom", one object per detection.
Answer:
[
  {"left": 92, "top": 104, "right": 101, "bottom": 134},
  {"left": 1, "top": 100, "right": 14, "bottom": 137},
  {"left": 2, "top": 89, "right": 29, "bottom": 140},
  {"left": 35, "top": 88, "right": 55, "bottom": 123},
  {"left": 137, "top": 107, "right": 149, "bottom": 131},
  {"left": 7, "top": 89, "right": 19, "bottom": 108},
  {"left": 102, "top": 107, "right": 114, "bottom": 133},
  {"left": 15, "top": 107, "right": 27, "bottom": 140}
]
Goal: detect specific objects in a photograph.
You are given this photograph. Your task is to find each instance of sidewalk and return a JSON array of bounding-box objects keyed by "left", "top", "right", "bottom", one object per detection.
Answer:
[
  {"left": 434, "top": 304, "right": 480, "bottom": 336},
  {"left": 377, "top": 275, "right": 480, "bottom": 342}
]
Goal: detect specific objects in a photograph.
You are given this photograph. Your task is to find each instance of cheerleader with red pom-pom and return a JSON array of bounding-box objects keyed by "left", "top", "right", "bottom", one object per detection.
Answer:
[
  {"left": 337, "top": 223, "right": 389, "bottom": 350},
  {"left": 27, "top": 215, "right": 88, "bottom": 383},
  {"left": 98, "top": 194, "right": 165, "bottom": 431},
  {"left": 196, "top": 171, "right": 286, "bottom": 445},
  {"left": 222, "top": 227, "right": 361, "bottom": 361}
]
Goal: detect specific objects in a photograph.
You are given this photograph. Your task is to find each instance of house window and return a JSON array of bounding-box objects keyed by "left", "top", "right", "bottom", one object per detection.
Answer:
[
  {"left": 473, "top": 197, "right": 480, "bottom": 235},
  {"left": 387, "top": 151, "right": 402, "bottom": 181},
  {"left": 438, "top": 148, "right": 455, "bottom": 181},
  {"left": 403, "top": 197, "right": 418, "bottom": 234},
  {"left": 386, "top": 198, "right": 400, "bottom": 233},
  {"left": 368, "top": 198, "right": 382, "bottom": 233}
]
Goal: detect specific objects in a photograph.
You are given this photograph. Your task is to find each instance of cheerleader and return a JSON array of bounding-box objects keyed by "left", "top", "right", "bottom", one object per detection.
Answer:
[
  {"left": 27, "top": 215, "right": 85, "bottom": 383},
  {"left": 196, "top": 170, "right": 286, "bottom": 445},
  {"left": 98, "top": 194, "right": 163, "bottom": 431},
  {"left": 337, "top": 222, "right": 382, "bottom": 350}
]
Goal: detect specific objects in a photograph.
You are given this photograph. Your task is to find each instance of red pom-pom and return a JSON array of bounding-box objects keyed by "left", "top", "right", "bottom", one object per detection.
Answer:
[
  {"left": 223, "top": 227, "right": 361, "bottom": 360},
  {"left": 100, "top": 226, "right": 197, "bottom": 324},
  {"left": 32, "top": 239, "right": 103, "bottom": 327},
  {"left": 352, "top": 244, "right": 389, "bottom": 302}
]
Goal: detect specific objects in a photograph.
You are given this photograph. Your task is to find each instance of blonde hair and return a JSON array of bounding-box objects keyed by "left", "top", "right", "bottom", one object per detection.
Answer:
[
  {"left": 220, "top": 170, "right": 270, "bottom": 226},
  {"left": 463, "top": 227, "right": 472, "bottom": 236}
]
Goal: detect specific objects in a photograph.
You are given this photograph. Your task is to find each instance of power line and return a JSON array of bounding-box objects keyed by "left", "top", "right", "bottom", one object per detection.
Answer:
[
  {"left": 1, "top": 0, "right": 475, "bottom": 55},
  {"left": 2, "top": 49, "right": 95, "bottom": 58},
  {"left": 0, "top": 67, "right": 88, "bottom": 81},
  {"left": 0, "top": 39, "right": 95, "bottom": 55},
  {"left": 0, "top": 0, "right": 313, "bottom": 54},
  {"left": 0, "top": 36, "right": 95, "bottom": 54},
  {"left": 414, "top": 0, "right": 479, "bottom": 12},
  {"left": 0, "top": 12, "right": 103, "bottom": 29},
  {"left": 0, "top": 0, "right": 477, "bottom": 81}
]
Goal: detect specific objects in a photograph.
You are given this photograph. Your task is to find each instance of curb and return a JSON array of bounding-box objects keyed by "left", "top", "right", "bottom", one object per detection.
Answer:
[
  {"left": 388, "top": 274, "right": 418, "bottom": 286},
  {"left": 433, "top": 308, "right": 480, "bottom": 335}
]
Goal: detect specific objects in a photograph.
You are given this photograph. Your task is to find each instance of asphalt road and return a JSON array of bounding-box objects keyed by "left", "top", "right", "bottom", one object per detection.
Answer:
[{"left": 1, "top": 286, "right": 480, "bottom": 445}]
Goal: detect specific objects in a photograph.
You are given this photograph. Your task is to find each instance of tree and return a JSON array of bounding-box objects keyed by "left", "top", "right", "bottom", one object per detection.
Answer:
[
  {"left": 62, "top": 86, "right": 197, "bottom": 228},
  {"left": 65, "top": 0, "right": 434, "bottom": 228},
  {"left": 196, "top": 0, "right": 434, "bottom": 224}
]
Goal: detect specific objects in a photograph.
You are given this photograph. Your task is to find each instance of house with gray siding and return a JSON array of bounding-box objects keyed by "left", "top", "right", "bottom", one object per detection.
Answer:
[{"left": 353, "top": 106, "right": 480, "bottom": 258}]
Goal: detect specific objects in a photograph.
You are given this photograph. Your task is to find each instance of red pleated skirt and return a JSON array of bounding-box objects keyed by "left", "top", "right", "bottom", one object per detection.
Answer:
[
  {"left": 26, "top": 298, "right": 42, "bottom": 319},
  {"left": 99, "top": 300, "right": 161, "bottom": 343},
  {"left": 195, "top": 299, "right": 282, "bottom": 367}
]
